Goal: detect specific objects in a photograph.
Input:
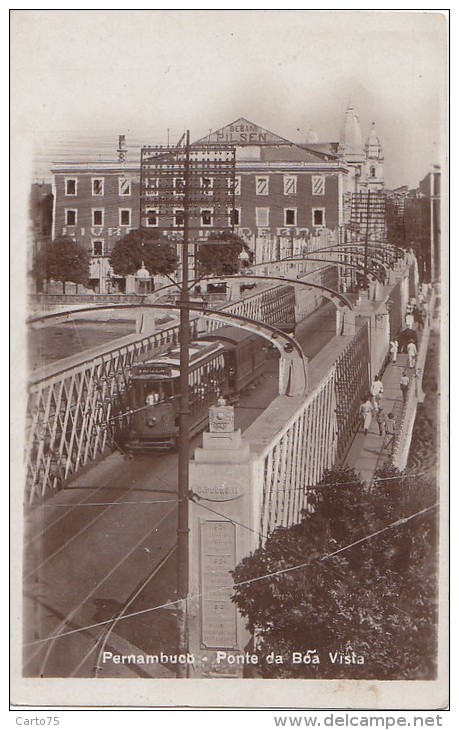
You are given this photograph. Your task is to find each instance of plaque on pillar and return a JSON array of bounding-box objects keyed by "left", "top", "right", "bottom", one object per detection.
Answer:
[
  {"left": 197, "top": 405, "right": 248, "bottom": 459},
  {"left": 209, "top": 405, "right": 235, "bottom": 433}
]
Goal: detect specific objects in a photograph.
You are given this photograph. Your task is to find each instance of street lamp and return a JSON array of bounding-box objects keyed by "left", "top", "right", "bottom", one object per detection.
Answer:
[{"left": 238, "top": 248, "right": 250, "bottom": 270}]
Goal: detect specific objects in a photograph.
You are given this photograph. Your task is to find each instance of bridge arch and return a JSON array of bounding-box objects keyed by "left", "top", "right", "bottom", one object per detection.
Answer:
[
  {"left": 146, "top": 274, "right": 354, "bottom": 310},
  {"left": 28, "top": 303, "right": 309, "bottom": 396}
]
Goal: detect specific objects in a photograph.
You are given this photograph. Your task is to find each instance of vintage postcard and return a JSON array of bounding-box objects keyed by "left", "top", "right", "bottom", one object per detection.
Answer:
[{"left": 10, "top": 9, "right": 449, "bottom": 714}]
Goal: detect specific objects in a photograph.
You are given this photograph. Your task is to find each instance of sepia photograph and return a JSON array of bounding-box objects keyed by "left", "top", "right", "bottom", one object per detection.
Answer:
[{"left": 10, "top": 8, "right": 449, "bottom": 712}]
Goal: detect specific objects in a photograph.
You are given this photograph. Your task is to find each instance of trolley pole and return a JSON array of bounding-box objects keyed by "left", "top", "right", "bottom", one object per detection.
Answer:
[{"left": 177, "top": 130, "right": 191, "bottom": 677}]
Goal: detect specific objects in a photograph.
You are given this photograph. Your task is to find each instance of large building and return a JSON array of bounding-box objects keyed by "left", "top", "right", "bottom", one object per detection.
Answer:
[
  {"left": 386, "top": 166, "right": 441, "bottom": 283},
  {"left": 49, "top": 111, "right": 385, "bottom": 293}
]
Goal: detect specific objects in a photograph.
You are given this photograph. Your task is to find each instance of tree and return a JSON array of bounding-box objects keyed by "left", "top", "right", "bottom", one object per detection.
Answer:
[
  {"left": 231, "top": 466, "right": 438, "bottom": 680},
  {"left": 32, "top": 236, "right": 90, "bottom": 294},
  {"left": 109, "top": 229, "right": 178, "bottom": 277},
  {"left": 195, "top": 231, "right": 253, "bottom": 278}
]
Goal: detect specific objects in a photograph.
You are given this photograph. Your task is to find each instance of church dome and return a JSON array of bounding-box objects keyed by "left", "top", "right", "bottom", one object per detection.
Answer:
[
  {"left": 339, "top": 106, "right": 364, "bottom": 158},
  {"left": 135, "top": 262, "right": 150, "bottom": 278}
]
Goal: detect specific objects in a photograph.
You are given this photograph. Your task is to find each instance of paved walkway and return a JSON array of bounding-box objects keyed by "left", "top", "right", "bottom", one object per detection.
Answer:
[{"left": 344, "top": 350, "right": 415, "bottom": 482}]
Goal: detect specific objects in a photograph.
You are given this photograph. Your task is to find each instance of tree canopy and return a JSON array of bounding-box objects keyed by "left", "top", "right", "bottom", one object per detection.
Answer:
[
  {"left": 195, "top": 231, "right": 253, "bottom": 278},
  {"left": 109, "top": 229, "right": 179, "bottom": 277},
  {"left": 231, "top": 466, "right": 438, "bottom": 680},
  {"left": 33, "top": 236, "right": 90, "bottom": 293}
]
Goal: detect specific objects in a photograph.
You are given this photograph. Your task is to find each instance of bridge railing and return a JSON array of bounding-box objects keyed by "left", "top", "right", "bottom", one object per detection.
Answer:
[
  {"left": 257, "top": 323, "right": 371, "bottom": 539},
  {"left": 26, "top": 321, "right": 196, "bottom": 504}
]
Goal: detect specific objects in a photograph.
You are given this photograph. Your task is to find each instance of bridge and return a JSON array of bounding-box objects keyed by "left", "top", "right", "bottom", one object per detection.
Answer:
[
  {"left": 25, "top": 255, "right": 418, "bottom": 505},
  {"left": 22, "top": 250, "right": 433, "bottom": 679}
]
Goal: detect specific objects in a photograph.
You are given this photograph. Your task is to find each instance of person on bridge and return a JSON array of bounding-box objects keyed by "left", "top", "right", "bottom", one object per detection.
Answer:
[
  {"left": 407, "top": 340, "right": 418, "bottom": 368},
  {"left": 146, "top": 392, "right": 159, "bottom": 405},
  {"left": 414, "top": 306, "right": 425, "bottom": 330},
  {"left": 370, "top": 375, "right": 384, "bottom": 409},
  {"left": 389, "top": 338, "right": 399, "bottom": 363},
  {"left": 384, "top": 412, "right": 397, "bottom": 455},
  {"left": 400, "top": 371, "right": 410, "bottom": 404},
  {"left": 375, "top": 406, "right": 386, "bottom": 436},
  {"left": 405, "top": 311, "right": 414, "bottom": 329},
  {"left": 359, "top": 396, "right": 374, "bottom": 435}
]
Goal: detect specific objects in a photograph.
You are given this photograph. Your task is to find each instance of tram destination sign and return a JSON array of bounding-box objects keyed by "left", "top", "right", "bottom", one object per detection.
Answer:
[{"left": 134, "top": 363, "right": 172, "bottom": 377}]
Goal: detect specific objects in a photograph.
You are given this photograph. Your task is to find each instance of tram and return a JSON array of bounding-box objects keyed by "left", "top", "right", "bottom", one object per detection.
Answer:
[{"left": 121, "top": 326, "right": 268, "bottom": 453}]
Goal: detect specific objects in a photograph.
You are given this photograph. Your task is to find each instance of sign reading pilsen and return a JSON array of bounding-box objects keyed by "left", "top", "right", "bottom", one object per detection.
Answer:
[{"left": 196, "top": 118, "right": 290, "bottom": 146}]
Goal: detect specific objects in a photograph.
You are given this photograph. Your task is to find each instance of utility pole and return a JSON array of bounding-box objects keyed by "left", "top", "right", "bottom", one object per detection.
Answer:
[
  {"left": 140, "top": 136, "right": 236, "bottom": 677},
  {"left": 363, "top": 190, "right": 371, "bottom": 296},
  {"left": 176, "top": 130, "right": 191, "bottom": 677}
]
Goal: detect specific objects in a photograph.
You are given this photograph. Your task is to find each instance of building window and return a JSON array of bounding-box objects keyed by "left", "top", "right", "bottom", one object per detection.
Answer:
[
  {"left": 174, "top": 178, "right": 185, "bottom": 194},
  {"left": 229, "top": 208, "right": 241, "bottom": 226},
  {"left": 228, "top": 176, "right": 241, "bottom": 196},
  {"left": 255, "top": 176, "right": 269, "bottom": 195},
  {"left": 370, "top": 166, "right": 376, "bottom": 178},
  {"left": 283, "top": 175, "right": 297, "bottom": 195},
  {"left": 65, "top": 178, "right": 77, "bottom": 196},
  {"left": 92, "top": 209, "right": 104, "bottom": 226},
  {"left": 174, "top": 209, "right": 184, "bottom": 227},
  {"left": 119, "top": 209, "right": 131, "bottom": 227},
  {"left": 201, "top": 208, "right": 213, "bottom": 227},
  {"left": 65, "top": 209, "right": 77, "bottom": 226},
  {"left": 201, "top": 177, "right": 213, "bottom": 195},
  {"left": 312, "top": 208, "right": 325, "bottom": 227},
  {"left": 256, "top": 207, "right": 269, "bottom": 227},
  {"left": 146, "top": 209, "right": 159, "bottom": 227},
  {"left": 119, "top": 177, "right": 131, "bottom": 196},
  {"left": 145, "top": 177, "right": 159, "bottom": 196},
  {"left": 284, "top": 208, "right": 297, "bottom": 226},
  {"left": 92, "top": 239, "right": 105, "bottom": 257},
  {"left": 92, "top": 178, "right": 104, "bottom": 196},
  {"left": 312, "top": 175, "right": 325, "bottom": 195}
]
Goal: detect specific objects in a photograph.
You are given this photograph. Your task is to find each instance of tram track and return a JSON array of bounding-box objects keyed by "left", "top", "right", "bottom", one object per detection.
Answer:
[
  {"left": 91, "top": 544, "right": 177, "bottom": 679},
  {"left": 24, "top": 458, "right": 178, "bottom": 581},
  {"left": 24, "top": 503, "right": 178, "bottom": 677}
]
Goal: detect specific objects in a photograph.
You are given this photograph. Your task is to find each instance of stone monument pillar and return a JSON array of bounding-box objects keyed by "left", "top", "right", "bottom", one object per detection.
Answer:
[{"left": 188, "top": 405, "right": 258, "bottom": 678}]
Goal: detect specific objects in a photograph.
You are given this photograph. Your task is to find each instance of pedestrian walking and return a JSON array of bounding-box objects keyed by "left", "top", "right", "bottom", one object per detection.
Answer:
[
  {"left": 405, "top": 311, "right": 414, "bottom": 329},
  {"left": 407, "top": 339, "right": 417, "bottom": 368},
  {"left": 389, "top": 338, "right": 399, "bottom": 363},
  {"left": 359, "top": 396, "right": 374, "bottom": 435},
  {"left": 375, "top": 406, "right": 386, "bottom": 436},
  {"left": 414, "top": 306, "right": 424, "bottom": 330},
  {"left": 370, "top": 375, "right": 384, "bottom": 409},
  {"left": 421, "top": 304, "right": 429, "bottom": 327},
  {"left": 400, "top": 371, "right": 410, "bottom": 403},
  {"left": 384, "top": 412, "right": 397, "bottom": 455}
]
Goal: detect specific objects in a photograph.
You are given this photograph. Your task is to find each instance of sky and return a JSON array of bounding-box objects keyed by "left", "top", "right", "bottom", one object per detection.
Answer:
[{"left": 11, "top": 9, "right": 447, "bottom": 189}]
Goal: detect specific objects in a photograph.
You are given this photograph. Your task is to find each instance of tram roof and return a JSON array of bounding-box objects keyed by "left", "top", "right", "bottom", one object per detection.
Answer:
[{"left": 130, "top": 338, "right": 225, "bottom": 376}]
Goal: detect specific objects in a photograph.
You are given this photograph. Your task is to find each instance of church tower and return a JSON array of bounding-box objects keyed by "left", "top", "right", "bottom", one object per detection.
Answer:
[
  {"left": 338, "top": 106, "right": 366, "bottom": 195},
  {"left": 363, "top": 122, "right": 385, "bottom": 191}
]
